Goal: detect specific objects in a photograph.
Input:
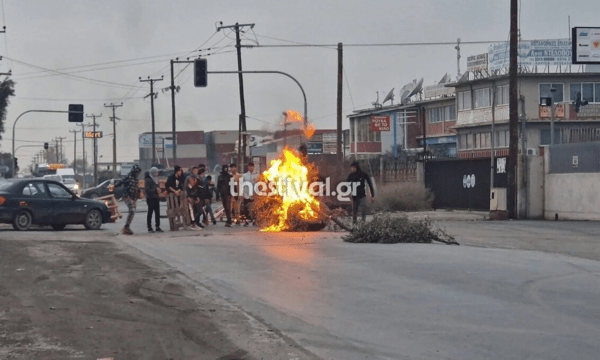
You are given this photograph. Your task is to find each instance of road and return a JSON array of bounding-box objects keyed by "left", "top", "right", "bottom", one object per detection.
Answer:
[{"left": 108, "top": 203, "right": 600, "bottom": 360}]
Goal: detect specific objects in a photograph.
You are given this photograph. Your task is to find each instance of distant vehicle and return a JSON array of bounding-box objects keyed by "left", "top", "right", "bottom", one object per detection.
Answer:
[
  {"left": 56, "top": 169, "right": 79, "bottom": 193},
  {"left": 43, "top": 174, "right": 63, "bottom": 182},
  {"left": 81, "top": 179, "right": 124, "bottom": 199},
  {"left": 0, "top": 179, "right": 111, "bottom": 231}
]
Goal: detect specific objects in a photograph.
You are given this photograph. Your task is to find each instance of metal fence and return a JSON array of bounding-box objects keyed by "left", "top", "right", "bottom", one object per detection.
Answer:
[{"left": 549, "top": 142, "right": 600, "bottom": 174}]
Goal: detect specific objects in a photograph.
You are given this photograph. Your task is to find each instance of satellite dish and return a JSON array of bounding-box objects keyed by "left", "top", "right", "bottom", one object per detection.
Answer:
[
  {"left": 400, "top": 78, "right": 424, "bottom": 104},
  {"left": 439, "top": 73, "right": 451, "bottom": 84},
  {"left": 382, "top": 88, "right": 395, "bottom": 105}
]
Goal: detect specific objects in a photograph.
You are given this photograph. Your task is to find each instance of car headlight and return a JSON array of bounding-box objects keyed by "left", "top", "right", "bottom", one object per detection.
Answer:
[{"left": 74, "top": 184, "right": 79, "bottom": 190}]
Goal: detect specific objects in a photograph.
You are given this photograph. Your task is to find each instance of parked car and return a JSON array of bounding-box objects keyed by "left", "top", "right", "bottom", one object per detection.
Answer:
[
  {"left": 0, "top": 179, "right": 111, "bottom": 231},
  {"left": 81, "top": 179, "right": 124, "bottom": 199}
]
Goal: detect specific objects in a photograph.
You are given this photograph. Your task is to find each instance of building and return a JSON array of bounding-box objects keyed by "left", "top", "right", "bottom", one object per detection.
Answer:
[{"left": 138, "top": 131, "right": 207, "bottom": 170}]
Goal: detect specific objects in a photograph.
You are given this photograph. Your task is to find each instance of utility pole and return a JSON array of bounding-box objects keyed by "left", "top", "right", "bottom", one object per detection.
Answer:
[
  {"left": 86, "top": 113, "right": 102, "bottom": 186},
  {"left": 104, "top": 103, "right": 122, "bottom": 179},
  {"left": 508, "top": 0, "right": 519, "bottom": 219},
  {"left": 217, "top": 22, "right": 255, "bottom": 169},
  {"left": 170, "top": 60, "right": 178, "bottom": 164},
  {"left": 58, "top": 136, "right": 66, "bottom": 163},
  {"left": 140, "top": 76, "right": 163, "bottom": 166},
  {"left": 77, "top": 123, "right": 86, "bottom": 189},
  {"left": 69, "top": 129, "right": 79, "bottom": 176},
  {"left": 337, "top": 42, "right": 344, "bottom": 172}
]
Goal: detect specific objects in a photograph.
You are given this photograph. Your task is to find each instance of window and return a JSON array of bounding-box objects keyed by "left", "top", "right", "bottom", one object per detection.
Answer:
[
  {"left": 539, "top": 83, "right": 564, "bottom": 103},
  {"left": 496, "top": 130, "right": 509, "bottom": 148},
  {"left": 495, "top": 85, "right": 509, "bottom": 105},
  {"left": 570, "top": 83, "right": 599, "bottom": 103},
  {"left": 474, "top": 88, "right": 492, "bottom": 108},
  {"left": 458, "top": 91, "right": 472, "bottom": 111},
  {"left": 427, "top": 105, "right": 455, "bottom": 124},
  {"left": 466, "top": 133, "right": 473, "bottom": 149},
  {"left": 446, "top": 105, "right": 456, "bottom": 121},
  {"left": 22, "top": 183, "right": 47, "bottom": 197},
  {"left": 460, "top": 134, "right": 467, "bottom": 150},
  {"left": 47, "top": 183, "right": 71, "bottom": 198}
]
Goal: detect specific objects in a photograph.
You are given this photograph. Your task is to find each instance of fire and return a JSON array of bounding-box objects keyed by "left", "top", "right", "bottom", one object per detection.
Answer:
[
  {"left": 258, "top": 148, "right": 321, "bottom": 232},
  {"left": 284, "top": 109, "right": 315, "bottom": 139}
]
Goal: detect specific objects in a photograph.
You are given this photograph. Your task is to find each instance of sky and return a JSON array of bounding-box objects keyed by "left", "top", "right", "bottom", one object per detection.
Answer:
[{"left": 0, "top": 0, "right": 598, "bottom": 164}]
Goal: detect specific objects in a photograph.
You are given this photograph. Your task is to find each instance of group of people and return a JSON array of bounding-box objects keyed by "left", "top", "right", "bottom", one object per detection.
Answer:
[{"left": 119, "top": 162, "right": 259, "bottom": 235}]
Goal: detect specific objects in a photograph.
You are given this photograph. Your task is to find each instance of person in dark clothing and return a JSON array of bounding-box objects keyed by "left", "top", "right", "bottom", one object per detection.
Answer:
[
  {"left": 346, "top": 161, "right": 375, "bottom": 225},
  {"left": 166, "top": 165, "right": 184, "bottom": 195},
  {"left": 203, "top": 175, "right": 218, "bottom": 225},
  {"left": 217, "top": 164, "right": 233, "bottom": 226},
  {"left": 145, "top": 167, "right": 163, "bottom": 233},
  {"left": 121, "top": 164, "right": 143, "bottom": 235}
]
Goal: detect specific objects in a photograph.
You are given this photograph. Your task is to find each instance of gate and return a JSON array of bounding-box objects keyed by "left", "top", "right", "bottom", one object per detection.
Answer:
[{"left": 425, "top": 158, "right": 508, "bottom": 210}]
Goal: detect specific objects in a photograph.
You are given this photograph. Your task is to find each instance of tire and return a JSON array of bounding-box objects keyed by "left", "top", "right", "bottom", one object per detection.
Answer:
[
  {"left": 84, "top": 209, "right": 103, "bottom": 230},
  {"left": 13, "top": 210, "right": 32, "bottom": 231},
  {"left": 51, "top": 224, "right": 66, "bottom": 231}
]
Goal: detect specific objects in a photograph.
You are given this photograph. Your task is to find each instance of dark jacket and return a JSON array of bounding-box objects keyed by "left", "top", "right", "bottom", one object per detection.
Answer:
[
  {"left": 205, "top": 184, "right": 218, "bottom": 202},
  {"left": 144, "top": 173, "right": 160, "bottom": 201},
  {"left": 346, "top": 163, "right": 375, "bottom": 200},
  {"left": 123, "top": 167, "right": 141, "bottom": 200},
  {"left": 217, "top": 170, "right": 232, "bottom": 196},
  {"left": 165, "top": 173, "right": 183, "bottom": 194}
]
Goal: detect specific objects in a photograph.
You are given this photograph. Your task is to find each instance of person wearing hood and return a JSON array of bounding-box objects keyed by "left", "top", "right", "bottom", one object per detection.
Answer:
[
  {"left": 217, "top": 164, "right": 233, "bottom": 226},
  {"left": 122, "top": 164, "right": 142, "bottom": 235},
  {"left": 346, "top": 161, "right": 375, "bottom": 225},
  {"left": 145, "top": 167, "right": 163, "bottom": 233}
]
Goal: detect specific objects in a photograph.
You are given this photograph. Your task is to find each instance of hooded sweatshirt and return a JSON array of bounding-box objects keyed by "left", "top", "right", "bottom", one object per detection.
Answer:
[
  {"left": 346, "top": 161, "right": 375, "bottom": 200},
  {"left": 123, "top": 165, "right": 142, "bottom": 200},
  {"left": 145, "top": 171, "right": 160, "bottom": 200}
]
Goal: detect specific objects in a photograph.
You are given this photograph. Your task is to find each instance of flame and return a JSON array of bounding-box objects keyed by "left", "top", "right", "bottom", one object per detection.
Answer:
[
  {"left": 284, "top": 109, "right": 315, "bottom": 139},
  {"left": 260, "top": 148, "right": 321, "bottom": 232}
]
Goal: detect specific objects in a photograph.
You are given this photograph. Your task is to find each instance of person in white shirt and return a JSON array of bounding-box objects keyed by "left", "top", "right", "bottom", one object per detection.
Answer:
[{"left": 241, "top": 162, "right": 258, "bottom": 226}]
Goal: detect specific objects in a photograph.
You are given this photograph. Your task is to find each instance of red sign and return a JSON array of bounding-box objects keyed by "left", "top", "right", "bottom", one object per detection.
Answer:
[{"left": 370, "top": 115, "right": 391, "bottom": 131}]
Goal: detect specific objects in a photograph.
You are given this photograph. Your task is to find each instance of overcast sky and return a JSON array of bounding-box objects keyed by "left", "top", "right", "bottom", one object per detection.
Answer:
[{"left": 1, "top": 0, "right": 598, "bottom": 163}]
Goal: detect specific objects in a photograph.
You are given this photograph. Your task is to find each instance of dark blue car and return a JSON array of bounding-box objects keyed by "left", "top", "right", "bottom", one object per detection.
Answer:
[{"left": 0, "top": 179, "right": 111, "bottom": 231}]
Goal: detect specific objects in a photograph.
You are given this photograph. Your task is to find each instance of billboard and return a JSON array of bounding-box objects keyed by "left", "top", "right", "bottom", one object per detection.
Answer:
[
  {"left": 139, "top": 134, "right": 173, "bottom": 149},
  {"left": 370, "top": 115, "right": 391, "bottom": 132},
  {"left": 467, "top": 53, "right": 488, "bottom": 72},
  {"left": 572, "top": 27, "right": 600, "bottom": 64},
  {"left": 488, "top": 39, "right": 572, "bottom": 72}
]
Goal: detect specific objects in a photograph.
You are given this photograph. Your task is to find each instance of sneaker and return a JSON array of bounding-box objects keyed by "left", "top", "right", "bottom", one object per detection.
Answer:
[
  {"left": 225, "top": 223, "right": 232, "bottom": 227},
  {"left": 155, "top": 228, "right": 164, "bottom": 233},
  {"left": 197, "top": 223, "right": 205, "bottom": 228},
  {"left": 122, "top": 227, "right": 133, "bottom": 235},
  {"left": 243, "top": 222, "right": 249, "bottom": 227},
  {"left": 213, "top": 220, "right": 217, "bottom": 225},
  {"left": 148, "top": 228, "right": 155, "bottom": 233}
]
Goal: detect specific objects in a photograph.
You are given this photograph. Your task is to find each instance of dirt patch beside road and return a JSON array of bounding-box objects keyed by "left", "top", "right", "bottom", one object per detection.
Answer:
[{"left": 0, "top": 238, "right": 318, "bottom": 360}]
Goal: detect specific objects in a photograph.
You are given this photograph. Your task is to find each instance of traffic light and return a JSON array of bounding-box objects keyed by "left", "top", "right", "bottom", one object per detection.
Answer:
[
  {"left": 14, "top": 157, "right": 18, "bottom": 172},
  {"left": 44, "top": 142, "right": 49, "bottom": 150},
  {"left": 194, "top": 58, "right": 207, "bottom": 87},
  {"left": 68, "top": 104, "right": 84, "bottom": 122},
  {"left": 574, "top": 92, "right": 589, "bottom": 113}
]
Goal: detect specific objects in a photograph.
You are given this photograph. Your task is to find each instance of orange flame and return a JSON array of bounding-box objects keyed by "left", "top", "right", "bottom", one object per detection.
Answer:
[
  {"left": 260, "top": 148, "right": 321, "bottom": 232},
  {"left": 284, "top": 109, "right": 315, "bottom": 139}
]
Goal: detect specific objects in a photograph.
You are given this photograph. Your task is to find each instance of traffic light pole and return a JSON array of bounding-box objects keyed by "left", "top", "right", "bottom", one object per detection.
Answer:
[{"left": 11, "top": 109, "right": 78, "bottom": 178}]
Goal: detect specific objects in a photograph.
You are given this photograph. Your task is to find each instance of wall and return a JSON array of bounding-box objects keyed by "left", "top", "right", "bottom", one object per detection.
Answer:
[{"left": 544, "top": 173, "right": 600, "bottom": 220}]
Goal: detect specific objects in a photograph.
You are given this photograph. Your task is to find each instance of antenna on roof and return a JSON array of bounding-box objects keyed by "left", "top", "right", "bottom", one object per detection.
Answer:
[{"left": 372, "top": 91, "right": 382, "bottom": 108}]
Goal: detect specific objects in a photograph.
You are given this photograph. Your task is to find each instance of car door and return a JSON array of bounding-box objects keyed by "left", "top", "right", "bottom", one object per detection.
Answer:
[
  {"left": 19, "top": 182, "right": 53, "bottom": 224},
  {"left": 47, "top": 182, "right": 87, "bottom": 224}
]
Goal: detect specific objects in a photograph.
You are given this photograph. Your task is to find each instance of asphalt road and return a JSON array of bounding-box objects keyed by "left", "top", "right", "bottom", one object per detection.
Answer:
[{"left": 111, "top": 202, "right": 600, "bottom": 360}]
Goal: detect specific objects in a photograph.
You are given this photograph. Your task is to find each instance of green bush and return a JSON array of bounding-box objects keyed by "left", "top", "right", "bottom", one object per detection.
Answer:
[
  {"left": 342, "top": 214, "right": 458, "bottom": 245},
  {"left": 373, "top": 182, "right": 433, "bottom": 213}
]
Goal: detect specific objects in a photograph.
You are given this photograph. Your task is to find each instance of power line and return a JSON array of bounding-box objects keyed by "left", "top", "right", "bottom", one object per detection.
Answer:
[
  {"left": 16, "top": 96, "right": 144, "bottom": 102},
  {"left": 246, "top": 39, "right": 529, "bottom": 49}
]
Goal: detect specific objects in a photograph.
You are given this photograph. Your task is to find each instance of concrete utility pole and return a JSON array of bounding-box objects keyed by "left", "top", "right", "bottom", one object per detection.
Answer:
[
  {"left": 508, "top": 0, "right": 519, "bottom": 219},
  {"left": 170, "top": 60, "right": 179, "bottom": 164},
  {"left": 140, "top": 76, "right": 163, "bottom": 166},
  {"left": 69, "top": 129, "right": 79, "bottom": 176},
  {"left": 337, "top": 42, "right": 344, "bottom": 171},
  {"left": 86, "top": 113, "right": 102, "bottom": 186},
  {"left": 77, "top": 123, "right": 86, "bottom": 189},
  {"left": 58, "top": 136, "right": 66, "bottom": 163},
  {"left": 104, "top": 103, "right": 122, "bottom": 179},
  {"left": 217, "top": 22, "right": 255, "bottom": 169}
]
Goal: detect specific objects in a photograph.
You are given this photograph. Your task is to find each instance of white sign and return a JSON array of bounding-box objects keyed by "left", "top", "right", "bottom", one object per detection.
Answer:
[
  {"left": 572, "top": 27, "right": 600, "bottom": 64},
  {"left": 488, "top": 39, "right": 572, "bottom": 72},
  {"left": 139, "top": 134, "right": 173, "bottom": 149},
  {"left": 463, "top": 174, "right": 476, "bottom": 189},
  {"left": 424, "top": 84, "right": 455, "bottom": 99},
  {"left": 467, "top": 53, "right": 489, "bottom": 72},
  {"left": 457, "top": 106, "right": 509, "bottom": 126},
  {"left": 322, "top": 133, "right": 337, "bottom": 142},
  {"left": 497, "top": 158, "right": 507, "bottom": 174}
]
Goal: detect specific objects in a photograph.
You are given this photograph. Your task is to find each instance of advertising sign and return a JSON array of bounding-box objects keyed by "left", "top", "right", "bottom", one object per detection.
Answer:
[
  {"left": 370, "top": 115, "right": 391, "bottom": 132},
  {"left": 139, "top": 134, "right": 173, "bottom": 149},
  {"left": 84, "top": 131, "right": 103, "bottom": 138},
  {"left": 307, "top": 142, "right": 323, "bottom": 154},
  {"left": 572, "top": 27, "right": 600, "bottom": 64},
  {"left": 467, "top": 53, "right": 488, "bottom": 72},
  {"left": 488, "top": 39, "right": 572, "bottom": 72}
]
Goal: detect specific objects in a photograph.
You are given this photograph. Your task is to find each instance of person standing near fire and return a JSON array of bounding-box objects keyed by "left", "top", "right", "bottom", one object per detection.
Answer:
[
  {"left": 217, "top": 164, "right": 233, "bottom": 227},
  {"left": 184, "top": 168, "right": 204, "bottom": 229},
  {"left": 144, "top": 167, "right": 163, "bottom": 233},
  {"left": 121, "top": 164, "right": 143, "bottom": 235},
  {"left": 166, "top": 165, "right": 184, "bottom": 195},
  {"left": 241, "top": 162, "right": 258, "bottom": 226},
  {"left": 347, "top": 161, "right": 375, "bottom": 225},
  {"left": 230, "top": 164, "right": 242, "bottom": 225}
]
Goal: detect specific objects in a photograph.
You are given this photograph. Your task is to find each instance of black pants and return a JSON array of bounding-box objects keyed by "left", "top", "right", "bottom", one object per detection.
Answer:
[
  {"left": 146, "top": 198, "right": 160, "bottom": 229},
  {"left": 242, "top": 198, "right": 254, "bottom": 221},
  {"left": 221, "top": 193, "right": 232, "bottom": 224}
]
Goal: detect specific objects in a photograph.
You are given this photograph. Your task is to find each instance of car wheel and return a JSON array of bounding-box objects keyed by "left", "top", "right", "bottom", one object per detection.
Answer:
[
  {"left": 84, "top": 209, "right": 103, "bottom": 230},
  {"left": 13, "top": 210, "right": 32, "bottom": 231},
  {"left": 51, "top": 224, "right": 66, "bottom": 231}
]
